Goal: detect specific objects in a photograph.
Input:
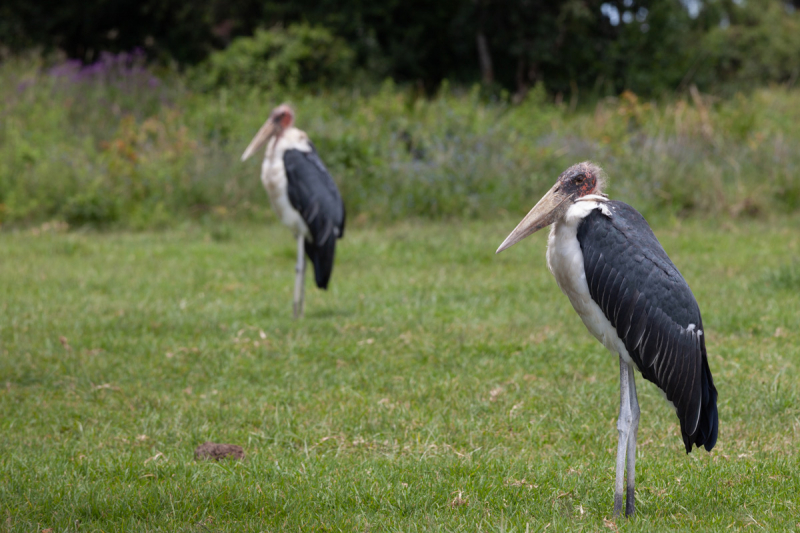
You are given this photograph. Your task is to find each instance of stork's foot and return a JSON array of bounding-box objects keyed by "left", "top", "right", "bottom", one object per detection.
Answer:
[
  {"left": 613, "top": 493, "right": 624, "bottom": 517},
  {"left": 613, "top": 489, "right": 635, "bottom": 518},
  {"left": 626, "top": 486, "right": 635, "bottom": 517}
]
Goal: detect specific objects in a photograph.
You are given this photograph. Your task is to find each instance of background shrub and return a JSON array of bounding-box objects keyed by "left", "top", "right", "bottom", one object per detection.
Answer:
[
  {"left": 2, "top": 54, "right": 800, "bottom": 230},
  {"left": 5, "top": 1, "right": 800, "bottom": 99},
  {"left": 698, "top": 0, "right": 800, "bottom": 93},
  {"left": 194, "top": 24, "right": 356, "bottom": 92}
]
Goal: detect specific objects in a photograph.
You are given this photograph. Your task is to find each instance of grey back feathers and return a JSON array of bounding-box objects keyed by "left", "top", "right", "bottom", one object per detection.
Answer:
[
  {"left": 283, "top": 147, "right": 345, "bottom": 289},
  {"left": 577, "top": 201, "right": 718, "bottom": 453}
]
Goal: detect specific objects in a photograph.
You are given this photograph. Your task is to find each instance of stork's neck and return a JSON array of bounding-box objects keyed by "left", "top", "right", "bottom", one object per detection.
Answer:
[
  {"left": 576, "top": 193, "right": 609, "bottom": 204},
  {"left": 553, "top": 196, "right": 611, "bottom": 233},
  {"left": 267, "top": 127, "right": 311, "bottom": 160}
]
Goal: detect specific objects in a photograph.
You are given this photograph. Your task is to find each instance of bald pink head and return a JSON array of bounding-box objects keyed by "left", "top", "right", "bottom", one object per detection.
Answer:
[
  {"left": 555, "top": 161, "right": 607, "bottom": 198},
  {"left": 241, "top": 103, "right": 296, "bottom": 161},
  {"left": 270, "top": 104, "right": 295, "bottom": 130}
]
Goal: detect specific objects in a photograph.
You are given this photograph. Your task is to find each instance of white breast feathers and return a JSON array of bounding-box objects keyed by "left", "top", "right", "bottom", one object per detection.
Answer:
[
  {"left": 546, "top": 199, "right": 633, "bottom": 364},
  {"left": 259, "top": 128, "right": 313, "bottom": 239}
]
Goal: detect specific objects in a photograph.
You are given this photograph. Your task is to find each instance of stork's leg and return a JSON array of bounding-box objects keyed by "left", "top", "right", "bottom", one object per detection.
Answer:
[
  {"left": 293, "top": 234, "right": 306, "bottom": 319},
  {"left": 625, "top": 370, "right": 640, "bottom": 517},
  {"left": 613, "top": 356, "right": 633, "bottom": 517}
]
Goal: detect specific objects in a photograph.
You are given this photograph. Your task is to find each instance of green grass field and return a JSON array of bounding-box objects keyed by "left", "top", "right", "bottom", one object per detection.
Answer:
[{"left": 1, "top": 217, "right": 799, "bottom": 531}]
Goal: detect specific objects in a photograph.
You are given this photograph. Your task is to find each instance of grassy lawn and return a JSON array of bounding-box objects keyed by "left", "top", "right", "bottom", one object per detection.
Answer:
[{"left": 1, "top": 217, "right": 799, "bottom": 532}]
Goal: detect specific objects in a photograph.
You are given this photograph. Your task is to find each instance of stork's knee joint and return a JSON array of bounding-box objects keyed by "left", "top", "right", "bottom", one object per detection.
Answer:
[{"left": 617, "top": 411, "right": 633, "bottom": 431}]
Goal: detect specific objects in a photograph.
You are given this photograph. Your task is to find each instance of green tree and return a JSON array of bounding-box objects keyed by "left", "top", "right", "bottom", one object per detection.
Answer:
[
  {"left": 695, "top": 0, "right": 800, "bottom": 90},
  {"left": 196, "top": 23, "right": 356, "bottom": 91}
]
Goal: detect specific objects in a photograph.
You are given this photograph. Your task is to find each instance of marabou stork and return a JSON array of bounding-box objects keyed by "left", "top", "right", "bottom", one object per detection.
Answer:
[
  {"left": 241, "top": 104, "right": 345, "bottom": 318},
  {"left": 496, "top": 162, "right": 718, "bottom": 517}
]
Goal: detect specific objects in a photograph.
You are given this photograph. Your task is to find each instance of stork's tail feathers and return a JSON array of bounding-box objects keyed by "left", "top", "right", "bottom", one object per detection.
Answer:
[
  {"left": 683, "top": 349, "right": 719, "bottom": 454},
  {"left": 304, "top": 236, "right": 336, "bottom": 289}
]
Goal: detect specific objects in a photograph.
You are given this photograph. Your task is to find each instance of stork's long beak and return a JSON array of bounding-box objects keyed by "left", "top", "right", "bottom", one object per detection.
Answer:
[
  {"left": 496, "top": 183, "right": 570, "bottom": 254},
  {"left": 241, "top": 120, "right": 277, "bottom": 161}
]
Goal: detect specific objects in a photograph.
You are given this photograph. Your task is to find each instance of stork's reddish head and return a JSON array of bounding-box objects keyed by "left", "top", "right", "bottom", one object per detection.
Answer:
[
  {"left": 496, "top": 161, "right": 607, "bottom": 253},
  {"left": 269, "top": 104, "right": 295, "bottom": 130},
  {"left": 554, "top": 161, "right": 606, "bottom": 199},
  {"left": 241, "top": 103, "right": 296, "bottom": 161}
]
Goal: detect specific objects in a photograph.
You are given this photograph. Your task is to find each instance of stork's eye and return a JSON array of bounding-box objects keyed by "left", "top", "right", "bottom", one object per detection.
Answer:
[{"left": 575, "top": 174, "right": 585, "bottom": 183}]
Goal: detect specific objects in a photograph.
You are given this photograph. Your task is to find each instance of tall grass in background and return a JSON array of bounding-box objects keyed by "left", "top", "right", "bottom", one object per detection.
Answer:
[{"left": 1, "top": 53, "right": 799, "bottom": 230}]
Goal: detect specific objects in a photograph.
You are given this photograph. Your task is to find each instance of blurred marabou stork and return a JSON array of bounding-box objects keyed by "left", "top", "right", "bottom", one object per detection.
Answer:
[
  {"left": 241, "top": 104, "right": 345, "bottom": 318},
  {"left": 496, "top": 162, "right": 718, "bottom": 517}
]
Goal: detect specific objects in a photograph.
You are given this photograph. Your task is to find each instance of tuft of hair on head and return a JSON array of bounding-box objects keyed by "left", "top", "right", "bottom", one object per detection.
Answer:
[{"left": 272, "top": 103, "right": 294, "bottom": 115}]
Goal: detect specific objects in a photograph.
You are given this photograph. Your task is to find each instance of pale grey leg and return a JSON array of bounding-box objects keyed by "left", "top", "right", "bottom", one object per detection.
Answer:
[
  {"left": 613, "top": 355, "right": 632, "bottom": 517},
  {"left": 625, "top": 370, "right": 640, "bottom": 517},
  {"left": 293, "top": 234, "right": 306, "bottom": 319}
]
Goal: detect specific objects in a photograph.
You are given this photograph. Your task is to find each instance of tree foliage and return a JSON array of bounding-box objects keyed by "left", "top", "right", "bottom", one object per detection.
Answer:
[
  {"left": 195, "top": 24, "right": 356, "bottom": 91},
  {"left": 699, "top": 0, "right": 800, "bottom": 90},
  {"left": 1, "top": 0, "right": 799, "bottom": 97}
]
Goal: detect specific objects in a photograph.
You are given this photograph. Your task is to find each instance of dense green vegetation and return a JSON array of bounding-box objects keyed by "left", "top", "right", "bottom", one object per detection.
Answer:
[
  {"left": 1, "top": 218, "right": 798, "bottom": 530},
  {"left": 3, "top": 0, "right": 800, "bottom": 97},
  {"left": 2, "top": 53, "right": 800, "bottom": 231}
]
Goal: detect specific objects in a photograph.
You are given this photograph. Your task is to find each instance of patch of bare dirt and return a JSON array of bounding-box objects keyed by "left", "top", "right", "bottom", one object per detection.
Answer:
[{"left": 194, "top": 442, "right": 244, "bottom": 461}]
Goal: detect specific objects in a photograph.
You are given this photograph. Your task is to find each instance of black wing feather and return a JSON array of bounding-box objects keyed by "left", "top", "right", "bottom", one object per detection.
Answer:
[
  {"left": 577, "top": 201, "right": 718, "bottom": 453},
  {"left": 283, "top": 147, "right": 346, "bottom": 289}
]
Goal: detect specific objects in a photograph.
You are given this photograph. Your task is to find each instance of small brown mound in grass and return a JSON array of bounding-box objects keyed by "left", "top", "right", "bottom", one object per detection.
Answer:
[{"left": 194, "top": 442, "right": 244, "bottom": 461}]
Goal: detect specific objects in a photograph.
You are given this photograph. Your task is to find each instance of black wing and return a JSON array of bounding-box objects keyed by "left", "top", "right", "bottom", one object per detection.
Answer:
[
  {"left": 577, "top": 201, "right": 718, "bottom": 453},
  {"left": 284, "top": 147, "right": 345, "bottom": 289}
]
